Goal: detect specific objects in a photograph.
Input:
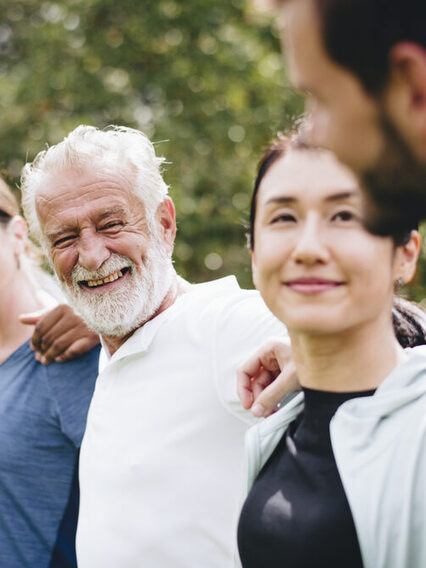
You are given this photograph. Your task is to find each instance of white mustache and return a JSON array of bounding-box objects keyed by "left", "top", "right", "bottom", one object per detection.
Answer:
[{"left": 71, "top": 254, "right": 134, "bottom": 284}]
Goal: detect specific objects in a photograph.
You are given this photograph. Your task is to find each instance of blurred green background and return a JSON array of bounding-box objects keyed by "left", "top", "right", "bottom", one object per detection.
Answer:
[{"left": 1, "top": 0, "right": 425, "bottom": 299}]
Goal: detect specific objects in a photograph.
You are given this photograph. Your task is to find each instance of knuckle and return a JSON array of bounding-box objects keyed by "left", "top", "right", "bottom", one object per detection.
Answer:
[
  {"left": 50, "top": 338, "right": 66, "bottom": 355},
  {"left": 34, "top": 319, "right": 47, "bottom": 338},
  {"left": 65, "top": 345, "right": 81, "bottom": 360}
]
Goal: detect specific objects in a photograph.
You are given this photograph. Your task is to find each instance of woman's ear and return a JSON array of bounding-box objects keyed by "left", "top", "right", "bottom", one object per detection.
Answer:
[
  {"left": 7, "top": 215, "right": 28, "bottom": 257},
  {"left": 393, "top": 230, "right": 421, "bottom": 285},
  {"left": 251, "top": 252, "right": 259, "bottom": 290}
]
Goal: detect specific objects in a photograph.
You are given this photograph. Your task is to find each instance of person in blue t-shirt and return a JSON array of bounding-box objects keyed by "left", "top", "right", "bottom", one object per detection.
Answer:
[{"left": 0, "top": 178, "right": 100, "bottom": 568}]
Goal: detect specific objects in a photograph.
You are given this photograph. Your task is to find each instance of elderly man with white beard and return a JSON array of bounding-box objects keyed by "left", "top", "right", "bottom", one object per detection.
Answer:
[{"left": 20, "top": 125, "right": 286, "bottom": 568}]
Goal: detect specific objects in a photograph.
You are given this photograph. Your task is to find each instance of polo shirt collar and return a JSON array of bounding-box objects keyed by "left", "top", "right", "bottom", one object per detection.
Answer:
[
  {"left": 98, "top": 295, "right": 183, "bottom": 372},
  {"left": 98, "top": 275, "right": 239, "bottom": 373}
]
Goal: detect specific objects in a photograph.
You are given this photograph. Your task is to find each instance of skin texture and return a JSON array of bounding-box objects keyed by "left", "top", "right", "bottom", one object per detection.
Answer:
[
  {"left": 240, "top": 149, "right": 419, "bottom": 405},
  {"left": 282, "top": 0, "right": 384, "bottom": 173},
  {"left": 36, "top": 163, "right": 177, "bottom": 355},
  {"left": 0, "top": 219, "right": 24, "bottom": 306},
  {"left": 251, "top": 150, "right": 398, "bottom": 339},
  {"left": 20, "top": 305, "right": 100, "bottom": 365},
  {"left": 0, "top": 217, "right": 43, "bottom": 364},
  {"left": 236, "top": 337, "right": 297, "bottom": 417}
]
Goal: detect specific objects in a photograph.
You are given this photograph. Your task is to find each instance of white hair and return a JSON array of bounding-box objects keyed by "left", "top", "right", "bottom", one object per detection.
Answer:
[{"left": 20, "top": 125, "right": 169, "bottom": 247}]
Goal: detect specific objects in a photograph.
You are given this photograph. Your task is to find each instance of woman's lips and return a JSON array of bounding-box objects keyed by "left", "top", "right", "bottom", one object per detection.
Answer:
[{"left": 285, "top": 278, "right": 344, "bottom": 295}]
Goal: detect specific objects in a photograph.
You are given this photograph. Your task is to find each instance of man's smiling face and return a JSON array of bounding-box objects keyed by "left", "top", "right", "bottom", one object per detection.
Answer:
[{"left": 36, "top": 162, "right": 174, "bottom": 337}]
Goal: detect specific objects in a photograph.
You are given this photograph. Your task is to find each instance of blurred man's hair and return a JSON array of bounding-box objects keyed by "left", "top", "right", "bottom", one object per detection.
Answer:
[{"left": 309, "top": 0, "right": 425, "bottom": 94}]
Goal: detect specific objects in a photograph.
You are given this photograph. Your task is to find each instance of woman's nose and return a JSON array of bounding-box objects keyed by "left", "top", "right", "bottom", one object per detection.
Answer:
[{"left": 292, "top": 216, "right": 330, "bottom": 265}]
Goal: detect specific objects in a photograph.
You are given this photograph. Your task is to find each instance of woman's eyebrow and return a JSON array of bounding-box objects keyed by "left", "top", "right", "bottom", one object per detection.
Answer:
[
  {"left": 325, "top": 190, "right": 358, "bottom": 203},
  {"left": 265, "top": 196, "right": 297, "bottom": 205},
  {"left": 265, "top": 190, "right": 359, "bottom": 207}
]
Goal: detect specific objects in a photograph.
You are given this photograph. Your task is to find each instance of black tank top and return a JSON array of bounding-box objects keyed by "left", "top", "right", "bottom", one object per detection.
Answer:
[{"left": 238, "top": 387, "right": 375, "bottom": 568}]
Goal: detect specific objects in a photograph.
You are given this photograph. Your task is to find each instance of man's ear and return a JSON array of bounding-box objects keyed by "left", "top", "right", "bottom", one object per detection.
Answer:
[
  {"left": 385, "top": 42, "right": 426, "bottom": 160},
  {"left": 155, "top": 198, "right": 176, "bottom": 253},
  {"left": 393, "top": 230, "right": 421, "bottom": 286},
  {"left": 7, "top": 215, "right": 28, "bottom": 257}
]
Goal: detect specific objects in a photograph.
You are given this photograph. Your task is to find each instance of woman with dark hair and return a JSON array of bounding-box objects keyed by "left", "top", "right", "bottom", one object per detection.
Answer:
[
  {"left": 237, "top": 138, "right": 426, "bottom": 568},
  {"left": 0, "top": 178, "right": 100, "bottom": 567}
]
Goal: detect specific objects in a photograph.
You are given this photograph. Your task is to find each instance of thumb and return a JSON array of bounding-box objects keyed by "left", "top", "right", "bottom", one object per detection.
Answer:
[
  {"left": 252, "top": 362, "right": 299, "bottom": 418},
  {"left": 19, "top": 308, "right": 49, "bottom": 325}
]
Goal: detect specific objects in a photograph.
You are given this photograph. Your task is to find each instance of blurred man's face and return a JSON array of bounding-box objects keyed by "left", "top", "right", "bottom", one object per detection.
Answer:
[
  {"left": 282, "top": 0, "right": 383, "bottom": 171},
  {"left": 277, "top": 0, "right": 426, "bottom": 233}
]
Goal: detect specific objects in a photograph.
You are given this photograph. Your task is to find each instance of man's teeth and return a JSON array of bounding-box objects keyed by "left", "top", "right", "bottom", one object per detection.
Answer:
[{"left": 86, "top": 270, "right": 124, "bottom": 288}]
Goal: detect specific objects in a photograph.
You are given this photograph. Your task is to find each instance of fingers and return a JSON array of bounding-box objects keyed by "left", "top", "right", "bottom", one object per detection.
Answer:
[
  {"left": 27, "top": 304, "right": 100, "bottom": 364},
  {"left": 37, "top": 327, "right": 85, "bottom": 365},
  {"left": 237, "top": 338, "right": 289, "bottom": 403},
  {"left": 237, "top": 353, "right": 267, "bottom": 409},
  {"left": 237, "top": 337, "right": 298, "bottom": 417},
  {"left": 261, "top": 338, "right": 292, "bottom": 370},
  {"left": 251, "top": 369, "right": 276, "bottom": 402},
  {"left": 19, "top": 309, "right": 50, "bottom": 325},
  {"left": 237, "top": 365, "right": 272, "bottom": 410},
  {"left": 251, "top": 361, "right": 299, "bottom": 418},
  {"left": 54, "top": 335, "right": 100, "bottom": 363},
  {"left": 29, "top": 305, "right": 70, "bottom": 353}
]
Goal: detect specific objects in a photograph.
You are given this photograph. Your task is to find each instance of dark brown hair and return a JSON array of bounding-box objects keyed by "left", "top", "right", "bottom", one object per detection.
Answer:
[
  {"left": 314, "top": 0, "right": 426, "bottom": 94},
  {"left": 249, "top": 136, "right": 300, "bottom": 250}
]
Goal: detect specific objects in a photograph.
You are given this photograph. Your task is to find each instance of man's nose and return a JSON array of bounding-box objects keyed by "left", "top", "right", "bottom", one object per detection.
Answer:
[
  {"left": 303, "top": 101, "right": 327, "bottom": 150},
  {"left": 292, "top": 215, "right": 330, "bottom": 266},
  {"left": 77, "top": 232, "right": 110, "bottom": 272}
]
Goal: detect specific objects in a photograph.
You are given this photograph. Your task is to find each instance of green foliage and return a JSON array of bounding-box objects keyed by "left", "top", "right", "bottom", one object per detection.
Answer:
[
  {"left": 0, "top": 0, "right": 302, "bottom": 288},
  {"left": 1, "top": 0, "right": 425, "bottom": 302}
]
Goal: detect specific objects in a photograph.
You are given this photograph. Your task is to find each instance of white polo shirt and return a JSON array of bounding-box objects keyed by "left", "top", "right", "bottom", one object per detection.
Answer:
[{"left": 77, "top": 276, "right": 285, "bottom": 568}]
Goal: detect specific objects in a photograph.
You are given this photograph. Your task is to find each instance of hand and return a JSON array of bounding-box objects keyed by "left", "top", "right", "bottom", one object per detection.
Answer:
[
  {"left": 237, "top": 337, "right": 299, "bottom": 418},
  {"left": 19, "top": 304, "right": 100, "bottom": 365}
]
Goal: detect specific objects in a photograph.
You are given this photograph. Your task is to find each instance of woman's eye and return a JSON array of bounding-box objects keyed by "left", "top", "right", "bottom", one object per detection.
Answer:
[
  {"left": 332, "top": 210, "right": 355, "bottom": 222},
  {"left": 271, "top": 213, "right": 296, "bottom": 224}
]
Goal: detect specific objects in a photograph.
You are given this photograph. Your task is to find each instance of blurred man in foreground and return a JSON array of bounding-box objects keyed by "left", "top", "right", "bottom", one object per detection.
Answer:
[
  {"left": 256, "top": 0, "right": 426, "bottom": 234},
  {"left": 240, "top": 0, "right": 426, "bottom": 415}
]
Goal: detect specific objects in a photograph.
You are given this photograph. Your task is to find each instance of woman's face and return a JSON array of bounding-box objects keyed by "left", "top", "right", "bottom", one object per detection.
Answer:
[
  {"left": 251, "top": 149, "right": 414, "bottom": 337},
  {"left": 0, "top": 222, "right": 18, "bottom": 293},
  {"left": 0, "top": 217, "right": 27, "bottom": 297}
]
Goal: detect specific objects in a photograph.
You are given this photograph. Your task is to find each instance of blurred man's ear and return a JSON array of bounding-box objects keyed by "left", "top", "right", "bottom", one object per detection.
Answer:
[{"left": 385, "top": 42, "right": 426, "bottom": 161}]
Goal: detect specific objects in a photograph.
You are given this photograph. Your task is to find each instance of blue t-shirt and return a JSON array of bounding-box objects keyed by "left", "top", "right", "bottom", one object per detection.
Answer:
[{"left": 0, "top": 340, "right": 100, "bottom": 568}]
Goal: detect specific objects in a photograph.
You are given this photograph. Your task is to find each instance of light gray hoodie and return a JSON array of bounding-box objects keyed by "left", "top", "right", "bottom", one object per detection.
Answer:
[{"left": 244, "top": 345, "right": 426, "bottom": 568}]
